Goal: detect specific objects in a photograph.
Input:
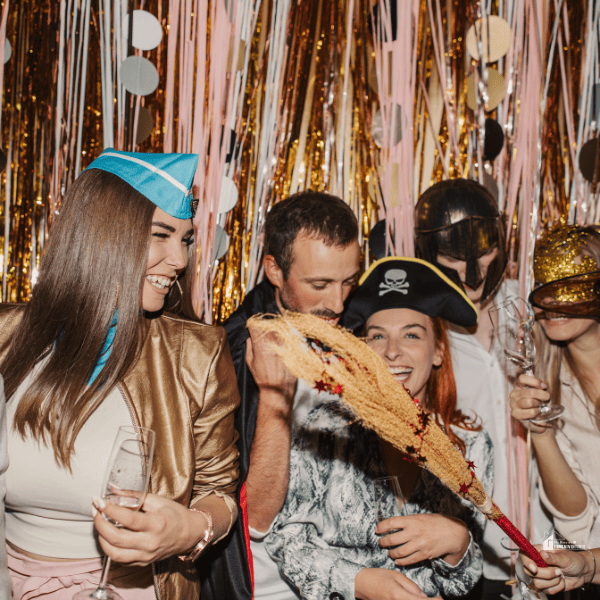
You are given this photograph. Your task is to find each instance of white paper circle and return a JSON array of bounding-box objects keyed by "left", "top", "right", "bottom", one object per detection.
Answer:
[
  {"left": 212, "top": 225, "right": 230, "bottom": 262},
  {"left": 371, "top": 104, "right": 402, "bottom": 148},
  {"left": 119, "top": 56, "right": 159, "bottom": 96},
  {"left": 218, "top": 175, "right": 239, "bottom": 213},
  {"left": 123, "top": 10, "right": 163, "bottom": 51},
  {"left": 466, "top": 16, "right": 511, "bottom": 62},
  {"left": 4, "top": 39, "right": 11, "bottom": 63}
]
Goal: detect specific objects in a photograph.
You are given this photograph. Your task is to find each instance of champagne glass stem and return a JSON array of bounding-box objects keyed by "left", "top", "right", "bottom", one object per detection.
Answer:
[{"left": 90, "top": 557, "right": 112, "bottom": 600}]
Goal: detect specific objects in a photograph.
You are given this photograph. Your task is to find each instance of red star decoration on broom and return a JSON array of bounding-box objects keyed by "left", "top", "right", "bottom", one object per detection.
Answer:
[{"left": 314, "top": 380, "right": 327, "bottom": 392}]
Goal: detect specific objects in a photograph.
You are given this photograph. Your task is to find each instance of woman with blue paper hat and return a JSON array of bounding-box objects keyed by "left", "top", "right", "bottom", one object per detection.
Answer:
[
  {"left": 265, "top": 257, "right": 493, "bottom": 600},
  {"left": 0, "top": 149, "right": 240, "bottom": 599}
]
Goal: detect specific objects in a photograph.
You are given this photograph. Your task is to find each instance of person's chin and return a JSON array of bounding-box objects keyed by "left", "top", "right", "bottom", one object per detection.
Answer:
[
  {"left": 463, "top": 285, "right": 484, "bottom": 304},
  {"left": 142, "top": 293, "right": 168, "bottom": 314}
]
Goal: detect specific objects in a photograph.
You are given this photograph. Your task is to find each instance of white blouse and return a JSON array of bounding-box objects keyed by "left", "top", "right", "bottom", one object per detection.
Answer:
[{"left": 540, "top": 364, "right": 600, "bottom": 548}]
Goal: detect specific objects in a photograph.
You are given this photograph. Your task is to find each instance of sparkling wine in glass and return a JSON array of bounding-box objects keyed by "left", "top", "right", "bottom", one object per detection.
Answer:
[
  {"left": 490, "top": 300, "right": 564, "bottom": 423},
  {"left": 73, "top": 426, "right": 155, "bottom": 600}
]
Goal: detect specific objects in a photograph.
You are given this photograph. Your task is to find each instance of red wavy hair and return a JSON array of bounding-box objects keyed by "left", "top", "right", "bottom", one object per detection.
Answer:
[{"left": 426, "top": 316, "right": 480, "bottom": 454}]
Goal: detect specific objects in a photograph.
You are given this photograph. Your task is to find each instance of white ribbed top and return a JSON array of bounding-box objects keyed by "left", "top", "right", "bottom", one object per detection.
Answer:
[{"left": 6, "top": 367, "right": 133, "bottom": 559}]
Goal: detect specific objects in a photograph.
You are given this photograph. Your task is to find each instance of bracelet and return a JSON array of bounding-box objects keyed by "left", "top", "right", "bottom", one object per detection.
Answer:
[
  {"left": 583, "top": 548, "right": 596, "bottom": 589},
  {"left": 178, "top": 508, "right": 214, "bottom": 562}
]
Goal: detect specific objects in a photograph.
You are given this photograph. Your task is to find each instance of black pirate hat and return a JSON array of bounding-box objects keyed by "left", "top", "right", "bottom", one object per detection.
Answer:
[{"left": 343, "top": 257, "right": 478, "bottom": 333}]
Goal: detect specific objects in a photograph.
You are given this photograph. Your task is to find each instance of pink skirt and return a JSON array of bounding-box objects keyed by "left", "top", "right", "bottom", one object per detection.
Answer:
[{"left": 7, "top": 545, "right": 156, "bottom": 600}]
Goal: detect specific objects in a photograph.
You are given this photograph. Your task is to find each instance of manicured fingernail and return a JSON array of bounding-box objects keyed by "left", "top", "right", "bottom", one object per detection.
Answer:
[
  {"left": 92, "top": 496, "right": 106, "bottom": 510},
  {"left": 91, "top": 504, "right": 97, "bottom": 517}
]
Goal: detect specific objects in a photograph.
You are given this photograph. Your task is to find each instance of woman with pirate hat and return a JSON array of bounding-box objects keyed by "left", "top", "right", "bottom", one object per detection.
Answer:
[
  {"left": 0, "top": 150, "right": 239, "bottom": 599},
  {"left": 512, "top": 225, "right": 600, "bottom": 566},
  {"left": 263, "top": 257, "right": 493, "bottom": 600}
]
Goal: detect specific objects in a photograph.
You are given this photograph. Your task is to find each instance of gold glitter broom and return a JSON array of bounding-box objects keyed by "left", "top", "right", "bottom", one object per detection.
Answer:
[{"left": 247, "top": 312, "right": 548, "bottom": 568}]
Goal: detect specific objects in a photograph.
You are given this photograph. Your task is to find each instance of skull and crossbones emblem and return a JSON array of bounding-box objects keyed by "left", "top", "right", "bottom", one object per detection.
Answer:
[{"left": 379, "top": 269, "right": 410, "bottom": 295}]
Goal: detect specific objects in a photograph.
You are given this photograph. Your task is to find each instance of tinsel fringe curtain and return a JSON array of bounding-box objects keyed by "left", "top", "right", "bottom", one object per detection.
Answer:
[
  {"left": 0, "top": 0, "right": 597, "bottom": 316},
  {"left": 0, "top": 0, "right": 597, "bottom": 560}
]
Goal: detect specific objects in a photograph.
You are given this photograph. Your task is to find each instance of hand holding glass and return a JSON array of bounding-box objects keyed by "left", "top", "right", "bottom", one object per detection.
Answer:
[
  {"left": 490, "top": 300, "right": 564, "bottom": 423},
  {"left": 73, "top": 425, "right": 155, "bottom": 600}
]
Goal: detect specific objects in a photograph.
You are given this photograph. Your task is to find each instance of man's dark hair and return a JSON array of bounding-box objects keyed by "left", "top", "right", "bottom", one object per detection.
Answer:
[{"left": 264, "top": 190, "right": 359, "bottom": 278}]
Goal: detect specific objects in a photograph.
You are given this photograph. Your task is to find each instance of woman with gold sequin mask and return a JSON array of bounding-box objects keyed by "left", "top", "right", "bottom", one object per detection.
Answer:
[{"left": 511, "top": 225, "right": 600, "bottom": 560}]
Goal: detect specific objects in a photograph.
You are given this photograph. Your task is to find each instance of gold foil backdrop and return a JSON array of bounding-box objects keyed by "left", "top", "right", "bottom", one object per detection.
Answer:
[{"left": 0, "top": 0, "right": 599, "bottom": 320}]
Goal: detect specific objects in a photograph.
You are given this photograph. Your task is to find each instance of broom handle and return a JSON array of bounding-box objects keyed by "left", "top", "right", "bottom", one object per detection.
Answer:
[{"left": 494, "top": 514, "right": 548, "bottom": 568}]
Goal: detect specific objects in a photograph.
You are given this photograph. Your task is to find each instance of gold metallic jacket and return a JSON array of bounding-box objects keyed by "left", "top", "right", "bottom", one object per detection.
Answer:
[{"left": 0, "top": 305, "right": 240, "bottom": 600}]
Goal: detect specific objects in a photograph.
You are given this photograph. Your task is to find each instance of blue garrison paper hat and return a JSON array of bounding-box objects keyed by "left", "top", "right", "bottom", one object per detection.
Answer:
[{"left": 86, "top": 149, "right": 199, "bottom": 219}]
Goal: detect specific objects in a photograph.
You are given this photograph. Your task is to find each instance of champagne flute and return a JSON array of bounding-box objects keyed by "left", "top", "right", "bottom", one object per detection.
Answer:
[
  {"left": 374, "top": 476, "right": 405, "bottom": 535},
  {"left": 490, "top": 300, "right": 564, "bottom": 423},
  {"left": 73, "top": 425, "right": 155, "bottom": 600}
]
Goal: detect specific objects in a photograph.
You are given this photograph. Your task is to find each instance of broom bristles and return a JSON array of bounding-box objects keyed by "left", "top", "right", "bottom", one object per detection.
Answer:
[{"left": 247, "top": 312, "right": 501, "bottom": 520}]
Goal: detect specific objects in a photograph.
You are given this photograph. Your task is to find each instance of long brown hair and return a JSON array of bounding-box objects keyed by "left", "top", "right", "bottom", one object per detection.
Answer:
[
  {"left": 426, "top": 316, "right": 480, "bottom": 454},
  {"left": 1, "top": 168, "right": 195, "bottom": 468}
]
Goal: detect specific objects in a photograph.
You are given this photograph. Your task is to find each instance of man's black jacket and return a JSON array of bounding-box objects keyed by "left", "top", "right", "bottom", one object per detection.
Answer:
[{"left": 199, "top": 280, "right": 280, "bottom": 599}]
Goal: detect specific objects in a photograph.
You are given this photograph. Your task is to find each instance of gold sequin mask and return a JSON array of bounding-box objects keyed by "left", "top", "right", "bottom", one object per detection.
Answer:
[{"left": 530, "top": 226, "right": 600, "bottom": 316}]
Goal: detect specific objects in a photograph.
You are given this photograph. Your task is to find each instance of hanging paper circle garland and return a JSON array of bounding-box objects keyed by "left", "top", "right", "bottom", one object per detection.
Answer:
[
  {"left": 592, "top": 83, "right": 600, "bottom": 122},
  {"left": 218, "top": 175, "right": 239, "bottom": 213},
  {"left": 136, "top": 106, "right": 154, "bottom": 144},
  {"left": 466, "top": 67, "right": 507, "bottom": 112},
  {"left": 368, "top": 0, "right": 398, "bottom": 43},
  {"left": 371, "top": 104, "right": 402, "bottom": 148},
  {"left": 368, "top": 219, "right": 388, "bottom": 260},
  {"left": 119, "top": 56, "right": 159, "bottom": 96},
  {"left": 482, "top": 172, "right": 499, "bottom": 201},
  {"left": 123, "top": 10, "right": 163, "bottom": 51},
  {"left": 212, "top": 225, "right": 230, "bottom": 262},
  {"left": 466, "top": 16, "right": 511, "bottom": 63},
  {"left": 483, "top": 118, "right": 504, "bottom": 161},
  {"left": 579, "top": 138, "right": 600, "bottom": 183}
]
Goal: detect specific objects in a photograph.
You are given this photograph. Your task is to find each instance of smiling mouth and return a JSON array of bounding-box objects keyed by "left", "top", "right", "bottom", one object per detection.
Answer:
[
  {"left": 544, "top": 315, "right": 570, "bottom": 323},
  {"left": 388, "top": 366, "right": 412, "bottom": 382},
  {"left": 146, "top": 275, "right": 172, "bottom": 292},
  {"left": 320, "top": 317, "right": 338, "bottom": 325}
]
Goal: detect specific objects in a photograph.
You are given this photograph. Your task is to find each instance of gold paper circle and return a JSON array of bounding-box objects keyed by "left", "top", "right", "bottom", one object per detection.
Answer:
[
  {"left": 466, "top": 16, "right": 512, "bottom": 63},
  {"left": 466, "top": 67, "right": 507, "bottom": 112}
]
